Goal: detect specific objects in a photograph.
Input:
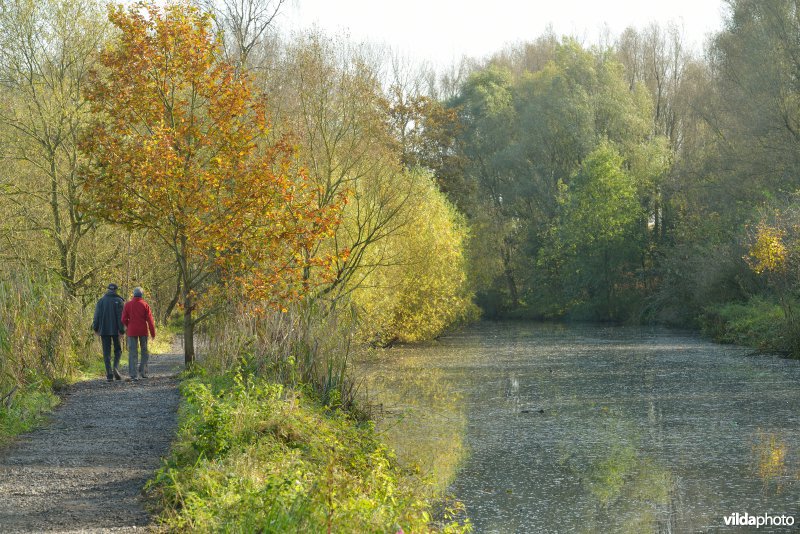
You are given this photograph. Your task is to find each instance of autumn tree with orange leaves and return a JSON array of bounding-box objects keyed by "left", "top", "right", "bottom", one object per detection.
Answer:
[{"left": 81, "top": 1, "right": 341, "bottom": 365}]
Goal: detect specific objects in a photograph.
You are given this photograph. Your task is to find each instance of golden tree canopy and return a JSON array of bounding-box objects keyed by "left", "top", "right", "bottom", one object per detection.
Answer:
[{"left": 81, "top": 1, "right": 342, "bottom": 307}]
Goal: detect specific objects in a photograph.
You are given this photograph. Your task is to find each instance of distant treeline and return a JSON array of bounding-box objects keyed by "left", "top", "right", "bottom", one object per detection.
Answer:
[
  {"left": 423, "top": 1, "right": 800, "bottom": 354},
  {"left": 2, "top": 0, "right": 800, "bottom": 370}
]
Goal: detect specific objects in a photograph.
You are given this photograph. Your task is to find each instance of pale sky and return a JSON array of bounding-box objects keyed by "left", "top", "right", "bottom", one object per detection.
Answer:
[{"left": 281, "top": 0, "right": 728, "bottom": 68}]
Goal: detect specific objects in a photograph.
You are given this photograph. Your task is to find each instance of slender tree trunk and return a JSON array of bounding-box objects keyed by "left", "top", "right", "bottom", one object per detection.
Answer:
[
  {"left": 179, "top": 238, "right": 194, "bottom": 365},
  {"left": 501, "top": 246, "right": 519, "bottom": 308},
  {"left": 603, "top": 247, "right": 612, "bottom": 320},
  {"left": 183, "top": 290, "right": 195, "bottom": 366},
  {"left": 126, "top": 233, "right": 131, "bottom": 295},
  {"left": 505, "top": 269, "right": 519, "bottom": 308},
  {"left": 653, "top": 197, "right": 661, "bottom": 242},
  {"left": 50, "top": 155, "right": 73, "bottom": 297},
  {"left": 660, "top": 190, "right": 672, "bottom": 244},
  {"left": 163, "top": 277, "right": 182, "bottom": 324}
]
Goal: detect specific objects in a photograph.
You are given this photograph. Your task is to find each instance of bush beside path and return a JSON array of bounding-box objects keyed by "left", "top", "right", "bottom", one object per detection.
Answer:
[{"left": 0, "top": 349, "right": 183, "bottom": 533}]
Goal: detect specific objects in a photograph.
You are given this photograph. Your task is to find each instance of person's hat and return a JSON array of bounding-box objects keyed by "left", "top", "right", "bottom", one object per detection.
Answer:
[
  {"left": 107, "top": 283, "right": 118, "bottom": 291},
  {"left": 133, "top": 287, "right": 143, "bottom": 298}
]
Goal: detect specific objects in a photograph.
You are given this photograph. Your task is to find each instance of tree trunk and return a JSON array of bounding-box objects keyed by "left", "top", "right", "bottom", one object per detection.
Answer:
[
  {"left": 603, "top": 247, "right": 612, "bottom": 320},
  {"left": 163, "top": 277, "right": 182, "bottom": 324},
  {"left": 501, "top": 246, "right": 520, "bottom": 308},
  {"left": 183, "top": 290, "right": 195, "bottom": 366},
  {"left": 505, "top": 268, "right": 519, "bottom": 308},
  {"left": 653, "top": 197, "right": 661, "bottom": 242}
]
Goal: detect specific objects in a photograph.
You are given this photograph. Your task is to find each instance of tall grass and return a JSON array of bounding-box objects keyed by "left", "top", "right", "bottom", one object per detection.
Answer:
[
  {"left": 203, "top": 301, "right": 361, "bottom": 412},
  {"left": 0, "top": 274, "right": 94, "bottom": 441},
  {"left": 0, "top": 276, "right": 94, "bottom": 388}
]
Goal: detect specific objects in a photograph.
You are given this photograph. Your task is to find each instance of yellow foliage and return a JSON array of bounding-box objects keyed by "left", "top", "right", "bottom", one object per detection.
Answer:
[
  {"left": 352, "top": 170, "right": 477, "bottom": 343},
  {"left": 748, "top": 223, "right": 787, "bottom": 274}
]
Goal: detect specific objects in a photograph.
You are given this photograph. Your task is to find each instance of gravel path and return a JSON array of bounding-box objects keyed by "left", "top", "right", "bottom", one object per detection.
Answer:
[{"left": 0, "top": 348, "right": 184, "bottom": 533}]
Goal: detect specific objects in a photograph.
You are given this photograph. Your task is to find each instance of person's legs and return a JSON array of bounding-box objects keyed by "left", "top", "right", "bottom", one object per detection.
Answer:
[
  {"left": 112, "top": 335, "right": 123, "bottom": 379},
  {"left": 101, "top": 335, "right": 112, "bottom": 380},
  {"left": 127, "top": 336, "right": 139, "bottom": 379},
  {"left": 138, "top": 337, "right": 149, "bottom": 378}
]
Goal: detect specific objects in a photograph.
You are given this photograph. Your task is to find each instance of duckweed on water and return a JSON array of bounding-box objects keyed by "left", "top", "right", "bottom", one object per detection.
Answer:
[{"left": 147, "top": 367, "right": 470, "bottom": 533}]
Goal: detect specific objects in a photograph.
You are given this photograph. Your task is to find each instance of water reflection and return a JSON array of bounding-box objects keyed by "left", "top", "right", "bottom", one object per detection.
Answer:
[
  {"left": 753, "top": 430, "right": 790, "bottom": 495},
  {"left": 560, "top": 415, "right": 675, "bottom": 533},
  {"left": 359, "top": 357, "right": 467, "bottom": 495},
  {"left": 360, "top": 322, "right": 800, "bottom": 532}
]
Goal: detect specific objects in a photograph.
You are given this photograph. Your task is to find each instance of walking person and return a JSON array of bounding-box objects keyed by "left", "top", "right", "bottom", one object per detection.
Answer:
[
  {"left": 121, "top": 287, "right": 156, "bottom": 381},
  {"left": 93, "top": 283, "right": 126, "bottom": 382}
]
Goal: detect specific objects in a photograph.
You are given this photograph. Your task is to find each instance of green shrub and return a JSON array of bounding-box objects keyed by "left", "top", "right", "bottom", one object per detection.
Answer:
[
  {"left": 148, "top": 367, "right": 469, "bottom": 533},
  {"left": 702, "top": 296, "right": 800, "bottom": 355}
]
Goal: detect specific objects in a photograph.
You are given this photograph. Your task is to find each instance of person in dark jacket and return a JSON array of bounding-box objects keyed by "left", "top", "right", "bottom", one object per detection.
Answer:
[
  {"left": 121, "top": 287, "right": 156, "bottom": 380},
  {"left": 93, "top": 283, "right": 125, "bottom": 382}
]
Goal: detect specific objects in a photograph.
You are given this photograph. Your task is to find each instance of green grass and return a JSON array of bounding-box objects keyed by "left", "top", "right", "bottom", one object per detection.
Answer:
[
  {"left": 702, "top": 296, "right": 800, "bottom": 356},
  {"left": 146, "top": 366, "right": 470, "bottom": 533},
  {"left": 0, "top": 385, "right": 60, "bottom": 446}
]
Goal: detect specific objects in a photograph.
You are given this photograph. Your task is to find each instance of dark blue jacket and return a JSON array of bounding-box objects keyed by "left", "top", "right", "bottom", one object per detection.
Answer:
[{"left": 92, "top": 291, "right": 125, "bottom": 336}]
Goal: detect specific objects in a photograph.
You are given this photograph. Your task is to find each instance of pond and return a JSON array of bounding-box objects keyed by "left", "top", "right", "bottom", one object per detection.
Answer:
[{"left": 362, "top": 322, "right": 800, "bottom": 533}]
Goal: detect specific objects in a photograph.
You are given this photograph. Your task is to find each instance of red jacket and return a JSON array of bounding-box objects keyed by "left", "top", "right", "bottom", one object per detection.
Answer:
[{"left": 122, "top": 297, "right": 156, "bottom": 338}]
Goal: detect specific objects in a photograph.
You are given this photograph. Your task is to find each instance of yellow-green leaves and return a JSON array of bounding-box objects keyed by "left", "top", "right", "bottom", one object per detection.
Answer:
[
  {"left": 352, "top": 170, "right": 476, "bottom": 344},
  {"left": 747, "top": 223, "right": 788, "bottom": 274}
]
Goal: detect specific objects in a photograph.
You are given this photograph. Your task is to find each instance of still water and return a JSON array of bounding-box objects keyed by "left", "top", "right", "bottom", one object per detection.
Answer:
[{"left": 364, "top": 322, "right": 800, "bottom": 533}]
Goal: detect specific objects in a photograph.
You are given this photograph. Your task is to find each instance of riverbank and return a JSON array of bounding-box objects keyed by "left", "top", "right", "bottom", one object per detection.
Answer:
[
  {"left": 484, "top": 295, "right": 800, "bottom": 359},
  {"left": 701, "top": 296, "right": 800, "bottom": 357},
  {"left": 146, "top": 365, "right": 470, "bottom": 532}
]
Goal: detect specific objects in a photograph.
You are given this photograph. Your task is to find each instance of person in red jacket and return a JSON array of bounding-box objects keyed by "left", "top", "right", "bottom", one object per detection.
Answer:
[{"left": 121, "top": 287, "right": 156, "bottom": 380}]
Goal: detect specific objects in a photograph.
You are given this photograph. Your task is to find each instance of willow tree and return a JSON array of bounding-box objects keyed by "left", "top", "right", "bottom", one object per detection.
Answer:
[
  {"left": 538, "top": 143, "right": 645, "bottom": 319},
  {"left": 693, "top": 0, "right": 800, "bottom": 229},
  {"left": 352, "top": 170, "right": 476, "bottom": 344},
  {"left": 453, "top": 39, "right": 657, "bottom": 316},
  {"left": 81, "top": 1, "right": 340, "bottom": 364}
]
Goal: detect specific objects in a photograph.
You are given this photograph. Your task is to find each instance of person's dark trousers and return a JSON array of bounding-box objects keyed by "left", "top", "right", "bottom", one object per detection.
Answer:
[{"left": 101, "top": 335, "right": 122, "bottom": 380}]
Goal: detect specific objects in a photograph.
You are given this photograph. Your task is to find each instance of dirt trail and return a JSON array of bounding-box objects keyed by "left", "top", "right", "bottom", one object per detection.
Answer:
[{"left": 0, "top": 349, "right": 183, "bottom": 533}]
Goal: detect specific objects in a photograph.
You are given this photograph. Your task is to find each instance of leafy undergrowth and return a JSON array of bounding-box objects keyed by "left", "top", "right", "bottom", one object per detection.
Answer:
[
  {"left": 147, "top": 367, "right": 470, "bottom": 533},
  {"left": 702, "top": 297, "right": 800, "bottom": 356}
]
